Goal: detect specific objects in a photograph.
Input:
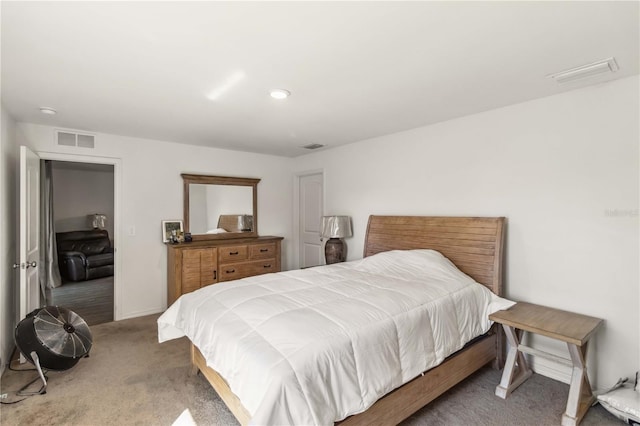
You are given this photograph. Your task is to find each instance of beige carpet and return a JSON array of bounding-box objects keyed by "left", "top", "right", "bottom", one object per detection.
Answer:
[{"left": 1, "top": 314, "right": 618, "bottom": 425}]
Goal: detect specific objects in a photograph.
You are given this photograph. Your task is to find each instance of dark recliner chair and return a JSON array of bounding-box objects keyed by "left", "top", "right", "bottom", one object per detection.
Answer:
[{"left": 56, "top": 230, "right": 114, "bottom": 282}]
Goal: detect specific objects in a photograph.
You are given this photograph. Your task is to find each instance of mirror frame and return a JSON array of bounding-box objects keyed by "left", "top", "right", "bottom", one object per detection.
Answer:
[{"left": 182, "top": 174, "right": 260, "bottom": 241}]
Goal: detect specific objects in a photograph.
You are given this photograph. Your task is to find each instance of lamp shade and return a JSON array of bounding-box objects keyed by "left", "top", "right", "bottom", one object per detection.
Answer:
[
  {"left": 89, "top": 213, "right": 107, "bottom": 229},
  {"left": 321, "top": 216, "right": 352, "bottom": 239}
]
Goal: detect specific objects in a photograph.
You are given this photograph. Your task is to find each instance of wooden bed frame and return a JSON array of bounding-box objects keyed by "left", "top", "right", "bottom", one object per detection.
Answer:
[{"left": 189, "top": 215, "right": 506, "bottom": 425}]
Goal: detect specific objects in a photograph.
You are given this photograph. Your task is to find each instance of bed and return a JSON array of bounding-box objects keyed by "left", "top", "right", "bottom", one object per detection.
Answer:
[{"left": 158, "top": 215, "right": 510, "bottom": 425}]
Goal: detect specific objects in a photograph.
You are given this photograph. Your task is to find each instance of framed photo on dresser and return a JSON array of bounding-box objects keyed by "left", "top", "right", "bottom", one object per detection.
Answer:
[{"left": 162, "top": 220, "right": 183, "bottom": 243}]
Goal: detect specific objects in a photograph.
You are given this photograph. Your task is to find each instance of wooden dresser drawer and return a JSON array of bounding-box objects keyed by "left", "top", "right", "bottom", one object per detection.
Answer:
[
  {"left": 218, "top": 259, "right": 278, "bottom": 282},
  {"left": 250, "top": 243, "right": 277, "bottom": 259},
  {"left": 218, "top": 245, "right": 248, "bottom": 263},
  {"left": 167, "top": 236, "right": 282, "bottom": 304}
]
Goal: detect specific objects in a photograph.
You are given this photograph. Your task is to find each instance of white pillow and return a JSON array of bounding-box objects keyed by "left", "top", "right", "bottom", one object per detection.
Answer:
[
  {"left": 354, "top": 249, "right": 515, "bottom": 314},
  {"left": 354, "top": 249, "right": 475, "bottom": 282},
  {"left": 205, "top": 228, "right": 228, "bottom": 234},
  {"left": 597, "top": 386, "right": 640, "bottom": 424}
]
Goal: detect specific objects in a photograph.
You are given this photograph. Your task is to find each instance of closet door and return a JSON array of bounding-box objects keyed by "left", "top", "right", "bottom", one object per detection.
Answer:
[{"left": 298, "top": 172, "right": 323, "bottom": 268}]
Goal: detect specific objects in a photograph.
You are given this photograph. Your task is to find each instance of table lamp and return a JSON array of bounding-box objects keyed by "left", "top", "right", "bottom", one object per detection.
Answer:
[
  {"left": 89, "top": 213, "right": 107, "bottom": 229},
  {"left": 321, "top": 216, "right": 352, "bottom": 264}
]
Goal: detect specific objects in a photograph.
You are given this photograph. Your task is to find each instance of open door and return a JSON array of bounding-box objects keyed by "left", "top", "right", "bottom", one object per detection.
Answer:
[{"left": 17, "top": 146, "right": 41, "bottom": 322}]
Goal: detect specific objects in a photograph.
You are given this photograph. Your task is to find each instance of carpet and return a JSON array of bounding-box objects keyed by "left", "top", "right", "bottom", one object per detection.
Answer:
[
  {"left": 46, "top": 276, "right": 114, "bottom": 326},
  {"left": 1, "top": 314, "right": 619, "bottom": 425}
]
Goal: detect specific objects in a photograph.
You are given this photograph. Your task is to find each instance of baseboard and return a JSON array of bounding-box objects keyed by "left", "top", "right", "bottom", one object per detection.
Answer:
[
  {"left": 529, "top": 356, "right": 572, "bottom": 384},
  {"left": 118, "top": 307, "right": 164, "bottom": 321}
]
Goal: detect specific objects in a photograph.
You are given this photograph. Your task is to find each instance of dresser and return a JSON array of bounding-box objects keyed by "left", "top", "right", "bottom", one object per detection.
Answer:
[{"left": 167, "top": 236, "right": 283, "bottom": 304}]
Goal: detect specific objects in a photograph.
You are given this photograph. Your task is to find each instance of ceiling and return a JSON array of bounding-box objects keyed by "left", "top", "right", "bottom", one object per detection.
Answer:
[{"left": 2, "top": 2, "right": 638, "bottom": 158}]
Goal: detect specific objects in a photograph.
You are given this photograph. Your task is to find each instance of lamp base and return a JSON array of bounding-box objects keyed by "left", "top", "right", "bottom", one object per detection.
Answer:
[{"left": 325, "top": 238, "right": 347, "bottom": 264}]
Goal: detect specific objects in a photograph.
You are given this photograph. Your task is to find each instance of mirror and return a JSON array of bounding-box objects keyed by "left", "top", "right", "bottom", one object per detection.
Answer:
[{"left": 182, "top": 174, "right": 259, "bottom": 240}]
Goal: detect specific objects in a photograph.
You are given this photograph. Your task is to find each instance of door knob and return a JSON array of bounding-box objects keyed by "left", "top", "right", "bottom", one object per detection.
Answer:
[{"left": 12, "top": 261, "right": 36, "bottom": 269}]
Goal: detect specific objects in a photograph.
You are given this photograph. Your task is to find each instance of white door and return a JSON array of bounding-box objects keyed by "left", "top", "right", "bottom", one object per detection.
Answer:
[
  {"left": 18, "top": 146, "right": 41, "bottom": 321},
  {"left": 299, "top": 173, "right": 323, "bottom": 268}
]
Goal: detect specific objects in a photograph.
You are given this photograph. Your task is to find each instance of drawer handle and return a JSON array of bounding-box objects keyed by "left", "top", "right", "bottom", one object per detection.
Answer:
[
  {"left": 229, "top": 251, "right": 239, "bottom": 255},
  {"left": 260, "top": 248, "right": 269, "bottom": 252},
  {"left": 213, "top": 270, "right": 217, "bottom": 280},
  {"left": 226, "top": 269, "right": 235, "bottom": 273},
  {"left": 263, "top": 264, "right": 272, "bottom": 268}
]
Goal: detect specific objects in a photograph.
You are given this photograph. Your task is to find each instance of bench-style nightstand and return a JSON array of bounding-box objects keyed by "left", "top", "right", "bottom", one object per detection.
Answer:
[{"left": 489, "top": 302, "right": 603, "bottom": 426}]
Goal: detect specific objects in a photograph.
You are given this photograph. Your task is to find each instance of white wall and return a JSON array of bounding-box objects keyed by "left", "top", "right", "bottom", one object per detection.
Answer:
[
  {"left": 293, "top": 76, "right": 639, "bottom": 388},
  {"left": 18, "top": 124, "right": 294, "bottom": 320},
  {"left": 0, "top": 105, "right": 18, "bottom": 372},
  {"left": 52, "top": 163, "right": 115, "bottom": 238}
]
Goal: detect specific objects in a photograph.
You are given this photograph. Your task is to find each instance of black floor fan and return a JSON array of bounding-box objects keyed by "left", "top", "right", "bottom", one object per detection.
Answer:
[{"left": 14, "top": 306, "right": 92, "bottom": 394}]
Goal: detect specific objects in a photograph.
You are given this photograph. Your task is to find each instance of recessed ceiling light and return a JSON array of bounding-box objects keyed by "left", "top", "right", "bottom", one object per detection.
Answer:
[
  {"left": 39, "top": 107, "right": 57, "bottom": 115},
  {"left": 269, "top": 89, "right": 290, "bottom": 100}
]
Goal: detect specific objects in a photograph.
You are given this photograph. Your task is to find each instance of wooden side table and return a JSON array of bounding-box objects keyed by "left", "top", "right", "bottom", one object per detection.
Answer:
[{"left": 489, "top": 302, "right": 603, "bottom": 426}]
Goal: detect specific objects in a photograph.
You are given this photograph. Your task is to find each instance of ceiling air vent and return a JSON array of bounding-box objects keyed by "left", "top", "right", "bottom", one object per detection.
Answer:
[
  {"left": 56, "top": 130, "right": 95, "bottom": 149},
  {"left": 548, "top": 57, "right": 618, "bottom": 84},
  {"left": 302, "top": 143, "right": 324, "bottom": 150}
]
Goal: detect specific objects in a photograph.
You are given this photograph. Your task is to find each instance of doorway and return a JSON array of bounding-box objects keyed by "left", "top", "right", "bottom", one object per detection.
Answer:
[
  {"left": 297, "top": 172, "right": 324, "bottom": 268},
  {"left": 44, "top": 160, "right": 115, "bottom": 325},
  {"left": 17, "top": 148, "right": 121, "bottom": 327}
]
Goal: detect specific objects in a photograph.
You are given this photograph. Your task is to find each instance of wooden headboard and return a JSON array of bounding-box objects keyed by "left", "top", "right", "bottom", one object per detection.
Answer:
[{"left": 363, "top": 216, "right": 505, "bottom": 296}]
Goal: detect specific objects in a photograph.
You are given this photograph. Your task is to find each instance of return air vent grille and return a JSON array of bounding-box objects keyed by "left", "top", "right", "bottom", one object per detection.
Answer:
[{"left": 56, "top": 131, "right": 95, "bottom": 149}]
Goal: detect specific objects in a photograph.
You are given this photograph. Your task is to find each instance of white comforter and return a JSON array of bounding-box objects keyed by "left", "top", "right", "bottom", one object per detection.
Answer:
[{"left": 158, "top": 249, "right": 514, "bottom": 425}]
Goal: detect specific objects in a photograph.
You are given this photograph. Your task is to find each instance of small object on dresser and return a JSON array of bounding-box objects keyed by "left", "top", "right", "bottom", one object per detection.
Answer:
[
  {"left": 162, "top": 220, "right": 184, "bottom": 243},
  {"left": 184, "top": 232, "right": 192, "bottom": 243},
  {"left": 169, "top": 230, "right": 185, "bottom": 244}
]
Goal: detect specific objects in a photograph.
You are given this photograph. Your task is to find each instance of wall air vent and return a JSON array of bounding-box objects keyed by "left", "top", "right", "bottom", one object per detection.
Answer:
[
  {"left": 302, "top": 143, "right": 325, "bottom": 150},
  {"left": 56, "top": 130, "right": 95, "bottom": 149}
]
